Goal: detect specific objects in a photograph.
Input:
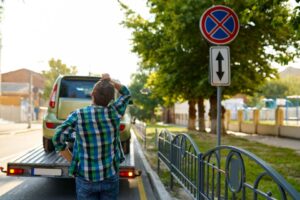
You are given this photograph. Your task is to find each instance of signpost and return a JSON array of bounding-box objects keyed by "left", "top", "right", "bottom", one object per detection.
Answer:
[
  {"left": 200, "top": 5, "right": 239, "bottom": 147},
  {"left": 210, "top": 46, "right": 230, "bottom": 86}
]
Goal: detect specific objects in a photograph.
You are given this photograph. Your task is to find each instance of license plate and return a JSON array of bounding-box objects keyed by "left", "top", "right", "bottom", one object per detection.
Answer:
[{"left": 33, "top": 168, "right": 62, "bottom": 176}]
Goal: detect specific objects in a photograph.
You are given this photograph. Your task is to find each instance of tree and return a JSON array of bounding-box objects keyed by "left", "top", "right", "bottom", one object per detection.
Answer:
[
  {"left": 120, "top": 0, "right": 299, "bottom": 133},
  {"left": 259, "top": 79, "right": 289, "bottom": 99},
  {"left": 292, "top": 0, "right": 300, "bottom": 36},
  {"left": 250, "top": 76, "right": 300, "bottom": 106},
  {"left": 128, "top": 70, "right": 162, "bottom": 122},
  {"left": 282, "top": 77, "right": 300, "bottom": 95},
  {"left": 42, "top": 58, "right": 77, "bottom": 100}
]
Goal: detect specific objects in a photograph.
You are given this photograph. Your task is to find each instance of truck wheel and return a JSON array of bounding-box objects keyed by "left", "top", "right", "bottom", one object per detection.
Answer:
[
  {"left": 122, "top": 139, "right": 130, "bottom": 155},
  {"left": 43, "top": 137, "right": 54, "bottom": 152}
]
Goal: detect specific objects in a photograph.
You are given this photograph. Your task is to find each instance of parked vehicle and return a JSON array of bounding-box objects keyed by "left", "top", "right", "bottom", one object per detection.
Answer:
[{"left": 43, "top": 75, "right": 132, "bottom": 154}]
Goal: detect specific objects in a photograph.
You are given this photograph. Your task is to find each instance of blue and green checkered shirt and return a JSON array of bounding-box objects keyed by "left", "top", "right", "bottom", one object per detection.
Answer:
[{"left": 52, "top": 86, "right": 131, "bottom": 182}]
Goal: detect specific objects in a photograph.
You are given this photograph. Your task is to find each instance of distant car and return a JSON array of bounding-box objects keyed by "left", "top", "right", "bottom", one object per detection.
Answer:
[{"left": 42, "top": 75, "right": 132, "bottom": 154}]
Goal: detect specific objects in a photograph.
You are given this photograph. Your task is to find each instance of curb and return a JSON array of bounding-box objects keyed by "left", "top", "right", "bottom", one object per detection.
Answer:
[
  {"left": 131, "top": 130, "right": 173, "bottom": 200},
  {"left": 0, "top": 128, "right": 41, "bottom": 135}
]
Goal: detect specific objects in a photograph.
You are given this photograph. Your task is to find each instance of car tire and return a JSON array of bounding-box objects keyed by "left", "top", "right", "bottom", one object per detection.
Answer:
[
  {"left": 43, "top": 137, "right": 54, "bottom": 152},
  {"left": 122, "top": 139, "right": 130, "bottom": 155}
]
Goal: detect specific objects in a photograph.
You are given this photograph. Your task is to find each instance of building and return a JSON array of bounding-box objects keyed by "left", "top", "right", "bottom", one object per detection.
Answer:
[
  {"left": 0, "top": 68, "right": 45, "bottom": 122},
  {"left": 1, "top": 68, "right": 44, "bottom": 97}
]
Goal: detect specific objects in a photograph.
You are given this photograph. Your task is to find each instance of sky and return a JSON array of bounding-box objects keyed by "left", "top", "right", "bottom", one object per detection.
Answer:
[
  {"left": 0, "top": 0, "right": 299, "bottom": 86},
  {"left": 0, "top": 0, "right": 149, "bottom": 85}
]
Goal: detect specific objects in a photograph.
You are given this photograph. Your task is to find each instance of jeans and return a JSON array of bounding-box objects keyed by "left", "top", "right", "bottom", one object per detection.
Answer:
[{"left": 76, "top": 174, "right": 119, "bottom": 200}]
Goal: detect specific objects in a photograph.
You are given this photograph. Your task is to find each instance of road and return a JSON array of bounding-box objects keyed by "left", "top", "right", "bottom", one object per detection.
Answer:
[{"left": 0, "top": 128, "right": 157, "bottom": 200}]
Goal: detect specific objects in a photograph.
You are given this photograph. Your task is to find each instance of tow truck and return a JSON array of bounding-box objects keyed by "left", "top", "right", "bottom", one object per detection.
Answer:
[{"left": 0, "top": 134, "right": 140, "bottom": 179}]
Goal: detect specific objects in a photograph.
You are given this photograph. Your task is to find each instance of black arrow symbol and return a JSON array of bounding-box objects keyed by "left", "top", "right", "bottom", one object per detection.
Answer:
[{"left": 216, "top": 51, "right": 224, "bottom": 80}]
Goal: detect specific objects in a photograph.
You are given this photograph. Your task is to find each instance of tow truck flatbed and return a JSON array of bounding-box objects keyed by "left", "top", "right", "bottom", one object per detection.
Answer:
[{"left": 5, "top": 133, "right": 139, "bottom": 179}]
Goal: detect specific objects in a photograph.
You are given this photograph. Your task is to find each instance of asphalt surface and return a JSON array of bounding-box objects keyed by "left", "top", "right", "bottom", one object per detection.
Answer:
[{"left": 0, "top": 127, "right": 159, "bottom": 200}]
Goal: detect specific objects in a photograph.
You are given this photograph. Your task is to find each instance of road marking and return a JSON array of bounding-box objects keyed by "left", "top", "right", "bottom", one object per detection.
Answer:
[{"left": 137, "top": 175, "right": 147, "bottom": 200}]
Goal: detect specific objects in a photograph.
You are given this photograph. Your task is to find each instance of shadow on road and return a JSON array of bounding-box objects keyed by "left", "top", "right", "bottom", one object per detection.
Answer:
[{"left": 0, "top": 177, "right": 75, "bottom": 200}]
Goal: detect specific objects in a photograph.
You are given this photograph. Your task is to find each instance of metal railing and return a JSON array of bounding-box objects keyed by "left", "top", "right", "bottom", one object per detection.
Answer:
[
  {"left": 157, "top": 129, "right": 174, "bottom": 171},
  {"left": 132, "top": 120, "right": 147, "bottom": 148},
  {"left": 157, "top": 129, "right": 300, "bottom": 200},
  {"left": 170, "top": 133, "right": 202, "bottom": 199}
]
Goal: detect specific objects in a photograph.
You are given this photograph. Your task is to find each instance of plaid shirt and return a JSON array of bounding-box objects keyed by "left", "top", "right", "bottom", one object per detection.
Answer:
[{"left": 52, "top": 86, "right": 131, "bottom": 182}]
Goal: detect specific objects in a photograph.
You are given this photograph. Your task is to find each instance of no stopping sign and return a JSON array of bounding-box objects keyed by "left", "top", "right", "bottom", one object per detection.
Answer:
[{"left": 200, "top": 5, "right": 239, "bottom": 45}]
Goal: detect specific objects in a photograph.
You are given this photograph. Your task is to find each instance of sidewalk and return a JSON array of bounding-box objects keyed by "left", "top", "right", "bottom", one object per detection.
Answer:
[
  {"left": 160, "top": 123, "right": 300, "bottom": 153},
  {"left": 0, "top": 122, "right": 42, "bottom": 135},
  {"left": 227, "top": 130, "right": 300, "bottom": 154}
]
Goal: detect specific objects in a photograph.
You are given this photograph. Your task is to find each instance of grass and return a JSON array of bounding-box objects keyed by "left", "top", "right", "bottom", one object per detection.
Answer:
[{"left": 133, "top": 124, "right": 300, "bottom": 199}]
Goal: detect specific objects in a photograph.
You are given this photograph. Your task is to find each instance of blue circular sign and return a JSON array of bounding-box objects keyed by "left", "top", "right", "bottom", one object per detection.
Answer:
[{"left": 200, "top": 5, "right": 239, "bottom": 45}]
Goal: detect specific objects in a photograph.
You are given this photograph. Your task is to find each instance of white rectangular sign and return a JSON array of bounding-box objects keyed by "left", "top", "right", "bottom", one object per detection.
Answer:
[
  {"left": 33, "top": 168, "right": 62, "bottom": 176},
  {"left": 210, "top": 46, "right": 230, "bottom": 86}
]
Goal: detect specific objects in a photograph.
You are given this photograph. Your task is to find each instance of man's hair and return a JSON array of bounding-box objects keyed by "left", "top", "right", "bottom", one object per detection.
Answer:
[{"left": 92, "top": 80, "right": 114, "bottom": 106}]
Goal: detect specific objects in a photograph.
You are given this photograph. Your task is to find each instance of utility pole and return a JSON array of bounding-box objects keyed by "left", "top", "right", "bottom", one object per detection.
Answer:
[
  {"left": 27, "top": 71, "right": 32, "bottom": 128},
  {"left": 0, "top": 1, "right": 4, "bottom": 96}
]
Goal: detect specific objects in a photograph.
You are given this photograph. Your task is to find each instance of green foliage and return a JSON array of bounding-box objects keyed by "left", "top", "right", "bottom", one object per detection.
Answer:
[
  {"left": 128, "top": 70, "right": 162, "bottom": 121},
  {"left": 248, "top": 76, "right": 300, "bottom": 106},
  {"left": 292, "top": 0, "right": 300, "bottom": 37},
  {"left": 42, "top": 58, "right": 77, "bottom": 100},
  {"left": 259, "top": 79, "right": 289, "bottom": 99},
  {"left": 121, "top": 0, "right": 299, "bottom": 103},
  {"left": 281, "top": 76, "right": 300, "bottom": 95}
]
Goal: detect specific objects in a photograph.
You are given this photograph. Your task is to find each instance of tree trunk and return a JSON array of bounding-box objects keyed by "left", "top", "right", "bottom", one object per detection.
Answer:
[
  {"left": 162, "top": 106, "right": 174, "bottom": 124},
  {"left": 209, "top": 95, "right": 217, "bottom": 134},
  {"left": 188, "top": 100, "right": 196, "bottom": 130},
  {"left": 197, "top": 97, "right": 206, "bottom": 132}
]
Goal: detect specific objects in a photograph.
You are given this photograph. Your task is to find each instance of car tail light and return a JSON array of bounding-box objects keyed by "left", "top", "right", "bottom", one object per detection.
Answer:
[
  {"left": 119, "top": 171, "right": 134, "bottom": 178},
  {"left": 8, "top": 168, "right": 24, "bottom": 176},
  {"left": 119, "top": 123, "right": 126, "bottom": 132},
  {"left": 49, "top": 84, "right": 58, "bottom": 108},
  {"left": 45, "top": 122, "right": 59, "bottom": 129},
  {"left": 119, "top": 167, "right": 141, "bottom": 178}
]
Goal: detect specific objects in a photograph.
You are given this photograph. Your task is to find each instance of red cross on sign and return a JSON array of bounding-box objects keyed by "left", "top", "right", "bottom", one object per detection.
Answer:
[{"left": 200, "top": 5, "right": 239, "bottom": 45}]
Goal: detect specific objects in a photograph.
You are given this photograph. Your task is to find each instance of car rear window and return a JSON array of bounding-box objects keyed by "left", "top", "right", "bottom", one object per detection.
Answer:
[{"left": 59, "top": 78, "right": 99, "bottom": 99}]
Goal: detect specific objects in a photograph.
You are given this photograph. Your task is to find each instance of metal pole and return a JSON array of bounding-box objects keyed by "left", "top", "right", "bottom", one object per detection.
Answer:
[
  {"left": 216, "top": 86, "right": 222, "bottom": 198},
  {"left": 0, "top": 2, "right": 3, "bottom": 96},
  {"left": 0, "top": 36, "right": 2, "bottom": 96},
  {"left": 217, "top": 86, "right": 222, "bottom": 146},
  {"left": 27, "top": 71, "right": 32, "bottom": 128}
]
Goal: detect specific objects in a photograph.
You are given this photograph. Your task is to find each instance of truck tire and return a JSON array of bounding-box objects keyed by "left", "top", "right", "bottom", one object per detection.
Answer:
[
  {"left": 122, "top": 139, "right": 130, "bottom": 155},
  {"left": 43, "top": 137, "right": 54, "bottom": 152}
]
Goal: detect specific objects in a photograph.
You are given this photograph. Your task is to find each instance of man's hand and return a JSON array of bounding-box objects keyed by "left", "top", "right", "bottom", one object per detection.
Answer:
[
  {"left": 102, "top": 73, "right": 111, "bottom": 81},
  {"left": 60, "top": 148, "right": 73, "bottom": 163},
  {"left": 102, "top": 73, "right": 122, "bottom": 91}
]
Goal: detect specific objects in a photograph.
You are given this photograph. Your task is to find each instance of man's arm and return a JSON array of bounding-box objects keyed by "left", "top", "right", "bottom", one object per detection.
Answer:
[
  {"left": 52, "top": 112, "right": 77, "bottom": 162},
  {"left": 102, "top": 73, "right": 131, "bottom": 116}
]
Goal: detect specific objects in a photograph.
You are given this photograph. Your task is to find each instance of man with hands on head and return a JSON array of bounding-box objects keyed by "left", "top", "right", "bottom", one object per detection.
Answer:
[{"left": 52, "top": 73, "right": 131, "bottom": 200}]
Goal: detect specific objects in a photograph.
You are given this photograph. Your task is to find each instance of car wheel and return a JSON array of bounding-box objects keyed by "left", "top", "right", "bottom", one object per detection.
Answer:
[
  {"left": 43, "top": 137, "right": 54, "bottom": 152},
  {"left": 122, "top": 139, "right": 130, "bottom": 155}
]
